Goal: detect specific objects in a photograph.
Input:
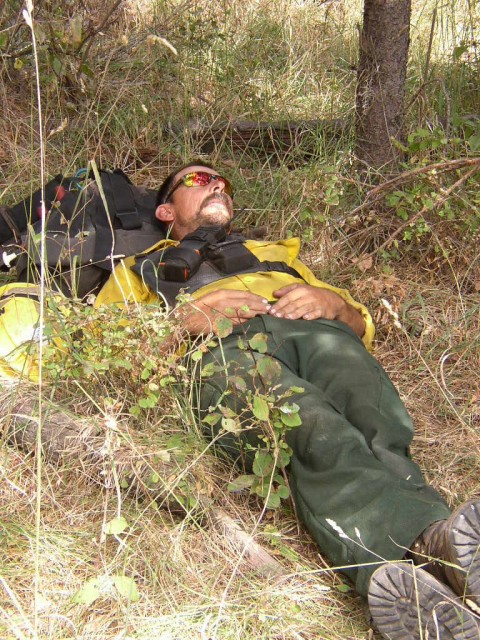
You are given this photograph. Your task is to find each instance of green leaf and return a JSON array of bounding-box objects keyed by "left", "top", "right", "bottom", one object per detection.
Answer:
[
  {"left": 468, "top": 133, "right": 480, "bottom": 152},
  {"left": 104, "top": 516, "right": 128, "bottom": 535},
  {"left": 256, "top": 355, "right": 281, "bottom": 384},
  {"left": 113, "top": 358, "right": 132, "bottom": 370},
  {"left": 215, "top": 316, "right": 234, "bottom": 338},
  {"left": 325, "top": 192, "right": 339, "bottom": 206},
  {"left": 166, "top": 434, "right": 185, "bottom": 449},
  {"left": 253, "top": 450, "right": 274, "bottom": 477},
  {"left": 221, "top": 417, "right": 239, "bottom": 433},
  {"left": 138, "top": 394, "right": 157, "bottom": 409},
  {"left": 190, "top": 349, "right": 203, "bottom": 362},
  {"left": 80, "top": 63, "right": 95, "bottom": 79},
  {"left": 280, "top": 411, "right": 302, "bottom": 427},
  {"left": 289, "top": 386, "right": 304, "bottom": 394},
  {"left": 113, "top": 575, "right": 139, "bottom": 602},
  {"left": 252, "top": 476, "right": 270, "bottom": 497},
  {"left": 276, "top": 448, "right": 291, "bottom": 468},
  {"left": 277, "top": 484, "right": 290, "bottom": 499},
  {"left": 228, "top": 474, "right": 255, "bottom": 492},
  {"left": 149, "top": 471, "right": 160, "bottom": 485},
  {"left": 278, "top": 544, "right": 301, "bottom": 562},
  {"left": 201, "top": 362, "right": 216, "bottom": 378},
  {"left": 230, "top": 375, "right": 247, "bottom": 393},
  {"left": 237, "top": 336, "right": 247, "bottom": 350},
  {"left": 72, "top": 577, "right": 101, "bottom": 605},
  {"left": 279, "top": 402, "right": 300, "bottom": 415},
  {"left": 336, "top": 583, "right": 352, "bottom": 593},
  {"left": 453, "top": 44, "right": 468, "bottom": 61},
  {"left": 0, "top": 33, "right": 8, "bottom": 49},
  {"left": 202, "top": 412, "right": 221, "bottom": 426},
  {"left": 266, "top": 492, "right": 281, "bottom": 509},
  {"left": 253, "top": 395, "right": 270, "bottom": 421},
  {"left": 248, "top": 332, "right": 269, "bottom": 353},
  {"left": 50, "top": 54, "right": 64, "bottom": 76}
]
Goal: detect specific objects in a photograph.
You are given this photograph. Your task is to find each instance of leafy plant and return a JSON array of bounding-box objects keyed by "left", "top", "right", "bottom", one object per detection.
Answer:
[{"left": 201, "top": 330, "right": 303, "bottom": 509}]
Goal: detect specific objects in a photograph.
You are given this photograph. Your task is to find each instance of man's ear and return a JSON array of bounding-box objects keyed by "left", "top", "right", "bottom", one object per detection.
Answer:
[{"left": 155, "top": 203, "right": 175, "bottom": 223}]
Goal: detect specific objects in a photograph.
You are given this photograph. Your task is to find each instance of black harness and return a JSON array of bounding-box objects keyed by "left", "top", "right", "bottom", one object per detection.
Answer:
[{"left": 131, "top": 225, "right": 305, "bottom": 306}]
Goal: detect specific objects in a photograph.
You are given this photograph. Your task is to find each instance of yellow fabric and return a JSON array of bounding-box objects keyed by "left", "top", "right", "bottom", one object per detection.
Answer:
[
  {"left": 0, "top": 283, "right": 42, "bottom": 382},
  {"left": 0, "top": 283, "right": 68, "bottom": 383},
  {"left": 96, "top": 238, "right": 375, "bottom": 350}
]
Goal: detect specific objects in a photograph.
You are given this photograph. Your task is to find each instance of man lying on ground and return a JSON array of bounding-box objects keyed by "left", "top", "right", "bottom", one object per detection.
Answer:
[{"left": 95, "top": 160, "right": 480, "bottom": 640}]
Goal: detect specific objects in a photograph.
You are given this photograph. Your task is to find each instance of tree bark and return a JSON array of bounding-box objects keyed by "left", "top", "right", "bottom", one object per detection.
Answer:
[{"left": 355, "top": 0, "right": 412, "bottom": 170}]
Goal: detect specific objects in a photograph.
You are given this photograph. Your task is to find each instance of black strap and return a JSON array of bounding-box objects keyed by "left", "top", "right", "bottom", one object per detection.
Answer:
[
  {"left": 0, "top": 285, "right": 41, "bottom": 310},
  {"left": 101, "top": 171, "right": 142, "bottom": 230},
  {"left": 0, "top": 175, "right": 65, "bottom": 244},
  {"left": 132, "top": 242, "right": 306, "bottom": 307},
  {"left": 0, "top": 206, "right": 21, "bottom": 241}
]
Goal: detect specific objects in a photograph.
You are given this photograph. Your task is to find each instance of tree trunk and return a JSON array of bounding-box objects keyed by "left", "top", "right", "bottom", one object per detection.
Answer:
[{"left": 355, "top": 0, "right": 412, "bottom": 170}]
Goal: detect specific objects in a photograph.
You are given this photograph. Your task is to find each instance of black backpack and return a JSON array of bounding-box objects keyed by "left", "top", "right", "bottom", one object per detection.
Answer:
[{"left": 0, "top": 169, "right": 165, "bottom": 299}]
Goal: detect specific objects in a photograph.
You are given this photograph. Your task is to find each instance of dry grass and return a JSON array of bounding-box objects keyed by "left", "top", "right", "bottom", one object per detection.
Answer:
[
  {"left": 1, "top": 0, "right": 480, "bottom": 638},
  {"left": 0, "top": 398, "right": 373, "bottom": 639}
]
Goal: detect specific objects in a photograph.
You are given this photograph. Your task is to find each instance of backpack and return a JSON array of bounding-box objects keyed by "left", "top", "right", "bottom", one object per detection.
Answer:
[{"left": 0, "top": 169, "right": 165, "bottom": 299}]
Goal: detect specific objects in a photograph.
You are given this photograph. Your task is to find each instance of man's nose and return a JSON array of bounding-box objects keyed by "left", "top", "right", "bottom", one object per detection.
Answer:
[{"left": 210, "top": 177, "right": 225, "bottom": 193}]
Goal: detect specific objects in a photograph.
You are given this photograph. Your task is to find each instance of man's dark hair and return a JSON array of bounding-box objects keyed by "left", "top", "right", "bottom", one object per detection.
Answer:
[{"left": 156, "top": 160, "right": 215, "bottom": 206}]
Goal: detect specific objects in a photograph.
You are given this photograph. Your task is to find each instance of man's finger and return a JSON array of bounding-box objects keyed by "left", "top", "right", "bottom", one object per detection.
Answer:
[
  {"left": 271, "top": 301, "right": 317, "bottom": 320},
  {"left": 272, "top": 284, "right": 303, "bottom": 298},
  {"left": 270, "top": 290, "right": 307, "bottom": 314}
]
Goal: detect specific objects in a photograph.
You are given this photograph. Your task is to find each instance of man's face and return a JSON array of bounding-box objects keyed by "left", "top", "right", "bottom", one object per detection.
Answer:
[{"left": 156, "top": 165, "right": 234, "bottom": 239}]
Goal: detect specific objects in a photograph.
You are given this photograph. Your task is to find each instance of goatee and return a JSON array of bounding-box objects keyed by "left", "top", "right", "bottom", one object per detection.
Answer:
[{"left": 195, "top": 192, "right": 233, "bottom": 225}]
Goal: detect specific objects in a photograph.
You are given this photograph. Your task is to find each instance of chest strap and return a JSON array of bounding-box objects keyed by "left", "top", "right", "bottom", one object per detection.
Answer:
[{"left": 131, "top": 241, "right": 305, "bottom": 307}]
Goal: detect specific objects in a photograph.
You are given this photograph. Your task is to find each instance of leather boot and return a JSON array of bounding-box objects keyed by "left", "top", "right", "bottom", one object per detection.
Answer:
[
  {"left": 407, "top": 499, "right": 480, "bottom": 605},
  {"left": 368, "top": 563, "right": 480, "bottom": 640}
]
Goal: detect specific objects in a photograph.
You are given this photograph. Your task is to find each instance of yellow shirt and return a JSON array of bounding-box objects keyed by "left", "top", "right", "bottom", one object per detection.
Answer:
[{"left": 95, "top": 237, "right": 375, "bottom": 350}]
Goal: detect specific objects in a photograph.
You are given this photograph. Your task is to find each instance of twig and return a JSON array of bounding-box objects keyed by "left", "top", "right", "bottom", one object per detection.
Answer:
[
  {"left": 4, "top": 390, "right": 285, "bottom": 577},
  {"left": 424, "top": 4, "right": 437, "bottom": 86},
  {"left": 77, "top": 0, "right": 124, "bottom": 75},
  {"left": 348, "top": 156, "right": 480, "bottom": 217},
  {"left": 211, "top": 509, "right": 286, "bottom": 577},
  {"left": 367, "top": 164, "right": 479, "bottom": 257}
]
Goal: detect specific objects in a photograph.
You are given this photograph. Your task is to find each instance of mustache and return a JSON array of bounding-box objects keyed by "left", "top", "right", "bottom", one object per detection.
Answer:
[{"left": 200, "top": 192, "right": 232, "bottom": 209}]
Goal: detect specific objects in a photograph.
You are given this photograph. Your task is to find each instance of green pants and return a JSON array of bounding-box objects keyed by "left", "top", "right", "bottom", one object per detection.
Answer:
[{"left": 196, "top": 315, "right": 451, "bottom": 596}]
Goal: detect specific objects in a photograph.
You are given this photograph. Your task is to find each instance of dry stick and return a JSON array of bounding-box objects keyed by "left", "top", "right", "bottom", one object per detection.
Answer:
[
  {"left": 76, "top": 0, "right": 124, "bottom": 75},
  {"left": 4, "top": 391, "right": 286, "bottom": 578},
  {"left": 424, "top": 4, "right": 437, "bottom": 87},
  {"left": 349, "top": 156, "right": 480, "bottom": 218},
  {"left": 367, "top": 164, "right": 479, "bottom": 258}
]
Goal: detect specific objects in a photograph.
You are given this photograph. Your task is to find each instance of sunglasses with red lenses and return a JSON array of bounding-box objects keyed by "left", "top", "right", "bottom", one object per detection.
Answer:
[{"left": 166, "top": 171, "right": 233, "bottom": 201}]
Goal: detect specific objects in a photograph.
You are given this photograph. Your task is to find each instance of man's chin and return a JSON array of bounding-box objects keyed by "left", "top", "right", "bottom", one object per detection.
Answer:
[{"left": 198, "top": 204, "right": 232, "bottom": 226}]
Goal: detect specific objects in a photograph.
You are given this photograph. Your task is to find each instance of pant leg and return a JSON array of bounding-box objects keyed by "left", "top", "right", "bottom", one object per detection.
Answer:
[{"left": 195, "top": 316, "right": 451, "bottom": 596}]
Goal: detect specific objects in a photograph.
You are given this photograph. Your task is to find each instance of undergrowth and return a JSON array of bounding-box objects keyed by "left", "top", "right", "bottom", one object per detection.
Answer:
[{"left": 0, "top": 0, "right": 479, "bottom": 638}]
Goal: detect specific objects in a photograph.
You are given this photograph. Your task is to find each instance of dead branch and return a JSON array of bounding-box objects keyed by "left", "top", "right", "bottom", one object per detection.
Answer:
[
  {"left": 349, "top": 156, "right": 480, "bottom": 218},
  {"left": 2, "top": 387, "right": 285, "bottom": 577},
  {"left": 210, "top": 509, "right": 286, "bottom": 577},
  {"left": 366, "top": 164, "right": 480, "bottom": 257}
]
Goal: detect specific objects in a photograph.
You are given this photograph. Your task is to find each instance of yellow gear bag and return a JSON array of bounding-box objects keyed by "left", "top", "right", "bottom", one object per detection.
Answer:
[{"left": 0, "top": 283, "right": 64, "bottom": 383}]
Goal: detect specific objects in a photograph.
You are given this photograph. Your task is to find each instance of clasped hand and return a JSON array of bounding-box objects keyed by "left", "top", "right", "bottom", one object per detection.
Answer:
[{"left": 178, "top": 284, "right": 363, "bottom": 337}]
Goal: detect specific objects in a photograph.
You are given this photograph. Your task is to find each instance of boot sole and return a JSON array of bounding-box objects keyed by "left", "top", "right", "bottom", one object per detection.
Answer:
[
  {"left": 368, "top": 562, "right": 480, "bottom": 639},
  {"left": 445, "top": 500, "right": 480, "bottom": 605}
]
